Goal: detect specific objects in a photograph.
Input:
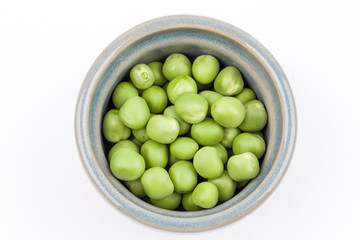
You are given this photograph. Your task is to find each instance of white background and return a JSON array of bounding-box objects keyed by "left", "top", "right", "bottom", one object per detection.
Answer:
[{"left": 1, "top": 0, "right": 359, "bottom": 239}]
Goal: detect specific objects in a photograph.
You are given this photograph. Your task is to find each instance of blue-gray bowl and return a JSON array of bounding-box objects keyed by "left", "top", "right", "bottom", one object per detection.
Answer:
[{"left": 75, "top": 15, "right": 297, "bottom": 232}]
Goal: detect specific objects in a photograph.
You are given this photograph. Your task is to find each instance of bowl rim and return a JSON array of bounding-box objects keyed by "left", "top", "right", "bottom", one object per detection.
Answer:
[{"left": 75, "top": 14, "right": 297, "bottom": 232}]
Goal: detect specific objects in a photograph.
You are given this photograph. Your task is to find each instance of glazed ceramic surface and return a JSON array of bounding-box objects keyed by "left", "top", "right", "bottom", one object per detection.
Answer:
[{"left": 75, "top": 15, "right": 296, "bottom": 232}]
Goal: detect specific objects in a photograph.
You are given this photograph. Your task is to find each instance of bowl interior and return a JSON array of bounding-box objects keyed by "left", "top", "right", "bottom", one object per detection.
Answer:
[{"left": 76, "top": 15, "right": 295, "bottom": 232}]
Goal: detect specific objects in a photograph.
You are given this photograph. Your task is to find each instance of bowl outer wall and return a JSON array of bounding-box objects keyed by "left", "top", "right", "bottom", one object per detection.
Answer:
[{"left": 75, "top": 15, "right": 297, "bottom": 232}]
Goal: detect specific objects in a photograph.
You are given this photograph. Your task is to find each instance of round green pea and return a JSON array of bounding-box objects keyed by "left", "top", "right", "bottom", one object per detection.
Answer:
[
  {"left": 148, "top": 61, "right": 168, "bottom": 86},
  {"left": 140, "top": 140, "right": 168, "bottom": 168},
  {"left": 112, "top": 82, "right": 138, "bottom": 109},
  {"left": 162, "top": 82, "right": 169, "bottom": 93},
  {"left": 119, "top": 96, "right": 150, "bottom": 130},
  {"left": 212, "top": 143, "right": 228, "bottom": 164},
  {"left": 192, "top": 55, "right": 220, "bottom": 84},
  {"left": 168, "top": 153, "right": 180, "bottom": 166},
  {"left": 208, "top": 171, "right": 236, "bottom": 203},
  {"left": 109, "top": 148, "right": 145, "bottom": 181},
  {"left": 239, "top": 100, "right": 268, "bottom": 132},
  {"left": 129, "top": 135, "right": 143, "bottom": 148},
  {"left": 132, "top": 128, "right": 149, "bottom": 143},
  {"left": 221, "top": 127, "right": 241, "bottom": 148},
  {"left": 235, "top": 88, "right": 257, "bottom": 104},
  {"left": 151, "top": 192, "right": 181, "bottom": 210},
  {"left": 227, "top": 152, "right": 260, "bottom": 181},
  {"left": 166, "top": 75, "right": 197, "bottom": 104},
  {"left": 193, "top": 146, "right": 224, "bottom": 179},
  {"left": 170, "top": 137, "right": 199, "bottom": 160},
  {"left": 192, "top": 182, "right": 219, "bottom": 209},
  {"left": 199, "top": 90, "right": 223, "bottom": 116},
  {"left": 182, "top": 192, "right": 202, "bottom": 211},
  {"left": 237, "top": 180, "right": 249, "bottom": 188},
  {"left": 174, "top": 92, "right": 208, "bottom": 124},
  {"left": 141, "top": 167, "right": 174, "bottom": 200},
  {"left": 146, "top": 115, "right": 179, "bottom": 144},
  {"left": 162, "top": 53, "right": 192, "bottom": 80},
  {"left": 169, "top": 160, "right": 197, "bottom": 193},
  {"left": 211, "top": 96, "right": 245, "bottom": 128},
  {"left": 163, "top": 105, "right": 191, "bottom": 135},
  {"left": 141, "top": 86, "right": 168, "bottom": 113},
  {"left": 214, "top": 66, "right": 244, "bottom": 95},
  {"left": 191, "top": 118, "right": 224, "bottom": 146},
  {"left": 108, "top": 140, "right": 139, "bottom": 160},
  {"left": 232, "top": 133, "right": 266, "bottom": 159},
  {"left": 102, "top": 109, "right": 131, "bottom": 143},
  {"left": 130, "top": 63, "right": 155, "bottom": 89},
  {"left": 125, "top": 178, "right": 146, "bottom": 198}
]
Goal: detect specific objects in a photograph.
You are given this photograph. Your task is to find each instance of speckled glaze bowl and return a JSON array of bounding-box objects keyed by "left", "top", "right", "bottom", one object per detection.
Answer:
[{"left": 75, "top": 15, "right": 296, "bottom": 232}]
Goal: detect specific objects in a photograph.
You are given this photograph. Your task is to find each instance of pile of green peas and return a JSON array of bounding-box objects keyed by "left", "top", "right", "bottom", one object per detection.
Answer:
[{"left": 102, "top": 53, "right": 268, "bottom": 210}]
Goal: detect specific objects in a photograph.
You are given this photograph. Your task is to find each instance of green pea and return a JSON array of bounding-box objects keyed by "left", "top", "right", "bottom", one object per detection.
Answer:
[
  {"left": 130, "top": 63, "right": 155, "bottom": 89},
  {"left": 108, "top": 140, "right": 139, "bottom": 160},
  {"left": 182, "top": 192, "right": 202, "bottom": 211},
  {"left": 192, "top": 182, "right": 219, "bottom": 208},
  {"left": 162, "top": 53, "right": 192, "bottom": 80},
  {"left": 109, "top": 148, "right": 145, "bottom": 181},
  {"left": 131, "top": 127, "right": 149, "bottom": 143},
  {"left": 237, "top": 180, "right": 249, "bottom": 188},
  {"left": 146, "top": 115, "right": 179, "bottom": 144},
  {"left": 166, "top": 75, "right": 197, "bottom": 104},
  {"left": 163, "top": 106, "right": 191, "bottom": 135},
  {"left": 129, "top": 135, "right": 143, "bottom": 148},
  {"left": 232, "top": 133, "right": 266, "bottom": 159},
  {"left": 170, "top": 137, "right": 199, "bottom": 160},
  {"left": 162, "top": 82, "right": 169, "bottom": 93},
  {"left": 221, "top": 127, "right": 241, "bottom": 148},
  {"left": 192, "top": 55, "right": 220, "bottom": 84},
  {"left": 227, "top": 152, "right": 260, "bottom": 181},
  {"left": 140, "top": 140, "right": 168, "bottom": 168},
  {"left": 169, "top": 160, "right": 197, "bottom": 193},
  {"left": 141, "top": 167, "right": 174, "bottom": 200},
  {"left": 151, "top": 192, "right": 181, "bottom": 210},
  {"left": 119, "top": 96, "right": 150, "bottom": 130},
  {"left": 148, "top": 61, "right": 168, "bottom": 86},
  {"left": 191, "top": 118, "right": 224, "bottom": 146},
  {"left": 125, "top": 178, "right": 146, "bottom": 198},
  {"left": 193, "top": 146, "right": 223, "bottom": 179},
  {"left": 199, "top": 90, "right": 223, "bottom": 116},
  {"left": 208, "top": 171, "right": 236, "bottom": 203},
  {"left": 168, "top": 153, "right": 180, "bottom": 166},
  {"left": 214, "top": 66, "right": 244, "bottom": 96},
  {"left": 141, "top": 86, "right": 168, "bottom": 113},
  {"left": 102, "top": 109, "right": 131, "bottom": 143},
  {"left": 239, "top": 100, "right": 268, "bottom": 132},
  {"left": 252, "top": 131, "right": 264, "bottom": 138},
  {"left": 112, "top": 82, "right": 139, "bottom": 109},
  {"left": 174, "top": 92, "right": 208, "bottom": 124},
  {"left": 212, "top": 143, "right": 228, "bottom": 164},
  {"left": 235, "top": 88, "right": 257, "bottom": 104},
  {"left": 211, "top": 96, "right": 245, "bottom": 128}
]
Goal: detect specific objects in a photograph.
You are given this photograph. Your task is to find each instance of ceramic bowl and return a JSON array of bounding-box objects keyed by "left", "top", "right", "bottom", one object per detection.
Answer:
[{"left": 75, "top": 15, "right": 297, "bottom": 232}]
